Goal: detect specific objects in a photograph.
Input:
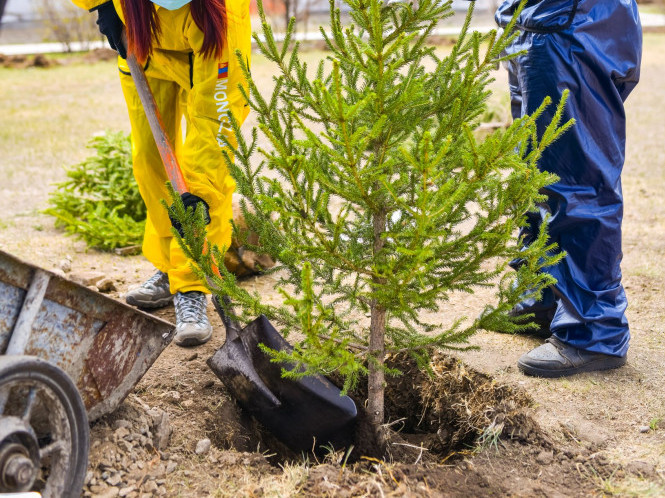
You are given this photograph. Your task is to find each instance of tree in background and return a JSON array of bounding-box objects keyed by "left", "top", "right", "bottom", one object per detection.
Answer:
[
  {"left": 171, "top": 0, "right": 571, "bottom": 429},
  {"left": 37, "top": 0, "right": 99, "bottom": 51},
  {"left": 261, "top": 0, "right": 325, "bottom": 35}
]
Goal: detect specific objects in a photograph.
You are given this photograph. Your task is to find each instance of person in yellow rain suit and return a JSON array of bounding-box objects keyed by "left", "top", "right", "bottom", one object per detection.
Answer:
[{"left": 72, "top": 0, "right": 251, "bottom": 346}]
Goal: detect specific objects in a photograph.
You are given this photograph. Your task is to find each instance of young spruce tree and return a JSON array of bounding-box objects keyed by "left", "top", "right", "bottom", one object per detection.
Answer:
[{"left": 169, "top": 0, "right": 570, "bottom": 428}]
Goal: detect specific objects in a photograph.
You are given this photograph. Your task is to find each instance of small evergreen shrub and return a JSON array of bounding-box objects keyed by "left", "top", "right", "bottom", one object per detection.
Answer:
[{"left": 45, "top": 131, "right": 146, "bottom": 251}]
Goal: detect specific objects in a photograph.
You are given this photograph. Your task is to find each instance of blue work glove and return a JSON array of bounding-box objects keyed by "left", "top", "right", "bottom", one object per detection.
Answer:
[
  {"left": 169, "top": 193, "right": 211, "bottom": 237},
  {"left": 92, "top": 1, "right": 126, "bottom": 59}
]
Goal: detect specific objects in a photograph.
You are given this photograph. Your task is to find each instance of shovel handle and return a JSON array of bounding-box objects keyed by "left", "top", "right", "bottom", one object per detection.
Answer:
[
  {"left": 212, "top": 296, "right": 242, "bottom": 341},
  {"left": 124, "top": 48, "right": 188, "bottom": 194}
]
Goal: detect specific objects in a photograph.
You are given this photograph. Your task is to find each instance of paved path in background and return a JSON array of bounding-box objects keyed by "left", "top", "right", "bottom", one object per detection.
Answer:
[
  {"left": 0, "top": 26, "right": 493, "bottom": 56},
  {"left": 1, "top": 11, "right": 663, "bottom": 56}
]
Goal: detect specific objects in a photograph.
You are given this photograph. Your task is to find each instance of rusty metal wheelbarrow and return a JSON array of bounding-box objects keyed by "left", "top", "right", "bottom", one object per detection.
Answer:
[{"left": 0, "top": 249, "right": 174, "bottom": 497}]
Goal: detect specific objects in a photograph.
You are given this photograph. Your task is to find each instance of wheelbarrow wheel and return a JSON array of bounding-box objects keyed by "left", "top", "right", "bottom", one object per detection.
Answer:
[{"left": 0, "top": 355, "right": 89, "bottom": 498}]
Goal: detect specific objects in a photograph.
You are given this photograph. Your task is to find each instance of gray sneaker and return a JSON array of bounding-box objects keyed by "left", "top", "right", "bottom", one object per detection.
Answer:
[
  {"left": 174, "top": 291, "right": 213, "bottom": 347},
  {"left": 126, "top": 270, "right": 173, "bottom": 309},
  {"left": 517, "top": 336, "right": 626, "bottom": 378}
]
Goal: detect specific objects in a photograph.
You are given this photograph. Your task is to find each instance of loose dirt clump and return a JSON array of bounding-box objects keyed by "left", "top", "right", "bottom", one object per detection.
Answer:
[
  {"left": 0, "top": 53, "right": 58, "bottom": 68},
  {"left": 347, "top": 352, "right": 542, "bottom": 464},
  {"left": 81, "top": 48, "right": 119, "bottom": 63},
  {"left": 0, "top": 49, "right": 113, "bottom": 70}
]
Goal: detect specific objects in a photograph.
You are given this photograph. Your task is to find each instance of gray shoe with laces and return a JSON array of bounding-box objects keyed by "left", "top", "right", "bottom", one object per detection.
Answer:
[
  {"left": 174, "top": 291, "right": 213, "bottom": 347},
  {"left": 125, "top": 270, "right": 173, "bottom": 309},
  {"left": 518, "top": 336, "right": 626, "bottom": 378}
]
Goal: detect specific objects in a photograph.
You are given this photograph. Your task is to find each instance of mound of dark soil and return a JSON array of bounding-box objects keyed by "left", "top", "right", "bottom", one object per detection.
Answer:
[{"left": 347, "top": 352, "right": 543, "bottom": 463}]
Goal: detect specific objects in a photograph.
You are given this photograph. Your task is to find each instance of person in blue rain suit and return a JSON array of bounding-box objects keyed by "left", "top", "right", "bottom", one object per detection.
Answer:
[{"left": 495, "top": 0, "right": 643, "bottom": 377}]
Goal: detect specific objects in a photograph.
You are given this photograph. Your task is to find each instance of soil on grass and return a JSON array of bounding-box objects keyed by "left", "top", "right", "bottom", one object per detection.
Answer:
[
  {"left": 0, "top": 53, "right": 57, "bottom": 68},
  {"left": 1, "top": 33, "right": 664, "bottom": 497}
]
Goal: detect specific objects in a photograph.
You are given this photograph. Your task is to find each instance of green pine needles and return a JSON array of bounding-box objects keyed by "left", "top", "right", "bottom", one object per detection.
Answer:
[
  {"left": 169, "top": 0, "right": 572, "bottom": 426},
  {"left": 45, "top": 131, "right": 145, "bottom": 251}
]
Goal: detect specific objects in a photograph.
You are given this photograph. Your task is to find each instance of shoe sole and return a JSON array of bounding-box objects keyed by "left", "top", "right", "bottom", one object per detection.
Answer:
[
  {"left": 174, "top": 329, "right": 213, "bottom": 347},
  {"left": 126, "top": 295, "right": 173, "bottom": 309},
  {"left": 518, "top": 355, "right": 627, "bottom": 378}
]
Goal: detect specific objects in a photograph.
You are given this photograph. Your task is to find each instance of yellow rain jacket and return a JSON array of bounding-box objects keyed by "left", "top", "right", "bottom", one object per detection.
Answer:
[{"left": 71, "top": 0, "right": 251, "bottom": 293}]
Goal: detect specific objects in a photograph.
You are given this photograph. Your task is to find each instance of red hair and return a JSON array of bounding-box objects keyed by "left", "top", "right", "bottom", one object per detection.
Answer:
[{"left": 121, "top": 0, "right": 227, "bottom": 63}]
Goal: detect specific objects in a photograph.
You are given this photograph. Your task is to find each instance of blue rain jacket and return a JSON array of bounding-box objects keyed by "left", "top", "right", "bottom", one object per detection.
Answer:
[{"left": 496, "top": 0, "right": 642, "bottom": 356}]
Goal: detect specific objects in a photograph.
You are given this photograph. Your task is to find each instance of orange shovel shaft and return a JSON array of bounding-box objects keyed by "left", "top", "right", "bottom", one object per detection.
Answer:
[{"left": 125, "top": 53, "right": 188, "bottom": 195}]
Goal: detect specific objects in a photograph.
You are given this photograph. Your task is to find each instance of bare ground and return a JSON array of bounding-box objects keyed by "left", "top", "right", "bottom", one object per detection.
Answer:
[{"left": 1, "top": 32, "right": 664, "bottom": 497}]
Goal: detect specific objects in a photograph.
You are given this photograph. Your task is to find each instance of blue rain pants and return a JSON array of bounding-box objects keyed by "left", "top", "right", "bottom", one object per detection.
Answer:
[{"left": 495, "top": 0, "right": 642, "bottom": 356}]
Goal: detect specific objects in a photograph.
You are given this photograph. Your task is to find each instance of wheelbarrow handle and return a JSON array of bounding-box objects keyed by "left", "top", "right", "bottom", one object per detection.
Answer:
[{"left": 212, "top": 296, "right": 242, "bottom": 341}]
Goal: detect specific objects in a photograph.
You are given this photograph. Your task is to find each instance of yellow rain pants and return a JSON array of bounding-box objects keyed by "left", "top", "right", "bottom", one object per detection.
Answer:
[{"left": 72, "top": 0, "right": 251, "bottom": 293}]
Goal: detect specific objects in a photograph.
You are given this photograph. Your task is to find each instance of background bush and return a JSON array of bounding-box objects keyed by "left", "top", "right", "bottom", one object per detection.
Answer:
[{"left": 45, "top": 131, "right": 146, "bottom": 251}]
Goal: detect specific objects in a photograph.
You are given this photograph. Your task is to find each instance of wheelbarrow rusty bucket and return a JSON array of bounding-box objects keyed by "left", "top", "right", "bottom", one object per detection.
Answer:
[
  {"left": 0, "top": 249, "right": 174, "bottom": 496},
  {"left": 208, "top": 297, "right": 357, "bottom": 453}
]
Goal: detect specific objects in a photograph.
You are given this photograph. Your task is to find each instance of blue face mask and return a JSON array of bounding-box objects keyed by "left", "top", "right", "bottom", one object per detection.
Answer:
[{"left": 151, "top": 0, "right": 191, "bottom": 10}]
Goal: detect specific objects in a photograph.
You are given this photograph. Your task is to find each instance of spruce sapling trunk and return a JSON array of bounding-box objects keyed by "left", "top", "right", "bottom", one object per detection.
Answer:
[
  {"left": 368, "top": 304, "right": 386, "bottom": 426},
  {"left": 168, "top": 0, "right": 572, "bottom": 433},
  {"left": 369, "top": 209, "right": 387, "bottom": 426}
]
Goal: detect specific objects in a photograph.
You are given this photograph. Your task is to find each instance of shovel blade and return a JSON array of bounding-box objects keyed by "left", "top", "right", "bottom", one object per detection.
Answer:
[{"left": 208, "top": 315, "right": 357, "bottom": 452}]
